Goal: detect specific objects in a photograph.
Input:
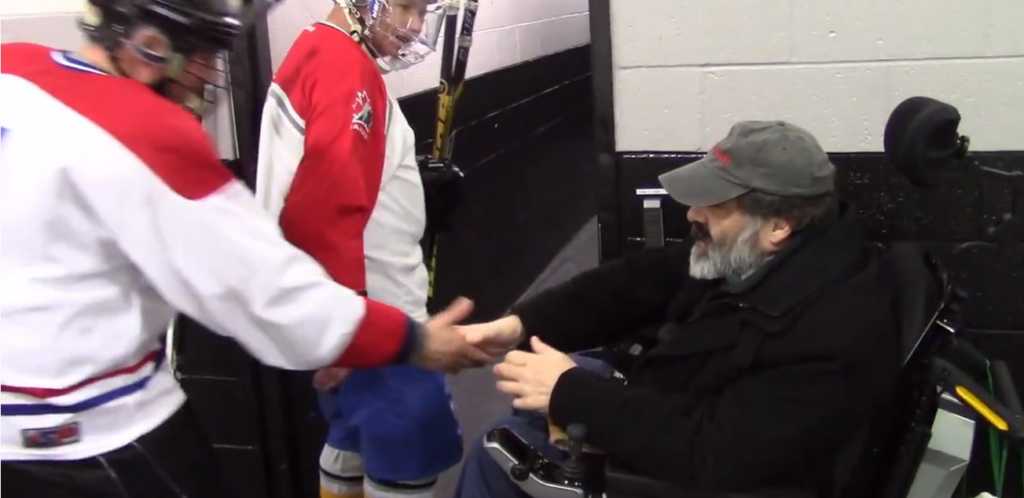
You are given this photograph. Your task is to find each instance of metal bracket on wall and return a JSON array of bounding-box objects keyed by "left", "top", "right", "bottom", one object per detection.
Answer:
[
  {"left": 627, "top": 188, "right": 690, "bottom": 248},
  {"left": 642, "top": 197, "right": 665, "bottom": 248}
]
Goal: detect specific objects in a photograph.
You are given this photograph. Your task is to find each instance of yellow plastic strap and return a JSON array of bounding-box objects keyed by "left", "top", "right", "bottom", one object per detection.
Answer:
[{"left": 955, "top": 385, "right": 1009, "bottom": 431}]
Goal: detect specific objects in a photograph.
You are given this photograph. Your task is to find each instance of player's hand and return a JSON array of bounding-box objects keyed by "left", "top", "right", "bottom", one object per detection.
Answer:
[
  {"left": 412, "top": 297, "right": 496, "bottom": 373},
  {"left": 458, "top": 315, "right": 524, "bottom": 357},
  {"left": 312, "top": 367, "right": 351, "bottom": 391}
]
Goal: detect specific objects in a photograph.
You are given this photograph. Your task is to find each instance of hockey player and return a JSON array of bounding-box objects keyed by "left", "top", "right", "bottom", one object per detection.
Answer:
[
  {"left": 0, "top": 1, "right": 489, "bottom": 496},
  {"left": 255, "top": 1, "right": 460, "bottom": 497}
]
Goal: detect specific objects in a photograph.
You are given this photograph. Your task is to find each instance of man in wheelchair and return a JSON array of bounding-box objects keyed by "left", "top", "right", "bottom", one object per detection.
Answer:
[{"left": 453, "top": 121, "right": 904, "bottom": 497}]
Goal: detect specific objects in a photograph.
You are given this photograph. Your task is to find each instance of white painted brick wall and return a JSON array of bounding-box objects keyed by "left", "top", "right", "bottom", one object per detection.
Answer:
[
  {"left": 614, "top": 68, "right": 702, "bottom": 151},
  {"left": 611, "top": 0, "right": 1024, "bottom": 152},
  {"left": 268, "top": 0, "right": 591, "bottom": 98},
  {"left": 1, "top": 0, "right": 85, "bottom": 50},
  {"left": 1, "top": 13, "right": 84, "bottom": 50},
  {"left": 1, "top": 0, "right": 83, "bottom": 17}
]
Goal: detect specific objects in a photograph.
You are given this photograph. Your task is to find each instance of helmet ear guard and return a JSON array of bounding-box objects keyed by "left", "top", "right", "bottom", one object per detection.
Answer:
[{"left": 123, "top": 24, "right": 178, "bottom": 67}]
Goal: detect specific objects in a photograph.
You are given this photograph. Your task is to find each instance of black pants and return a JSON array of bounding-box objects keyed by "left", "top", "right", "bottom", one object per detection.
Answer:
[{"left": 1, "top": 404, "right": 226, "bottom": 498}]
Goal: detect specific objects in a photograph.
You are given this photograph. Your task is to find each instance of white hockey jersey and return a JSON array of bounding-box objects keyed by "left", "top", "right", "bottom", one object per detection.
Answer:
[
  {"left": 256, "top": 22, "right": 429, "bottom": 321},
  {"left": 0, "top": 43, "right": 413, "bottom": 461}
]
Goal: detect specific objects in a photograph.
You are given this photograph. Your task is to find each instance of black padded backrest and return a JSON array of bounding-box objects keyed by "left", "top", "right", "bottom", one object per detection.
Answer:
[
  {"left": 882, "top": 242, "right": 944, "bottom": 365},
  {"left": 831, "top": 243, "right": 948, "bottom": 498}
]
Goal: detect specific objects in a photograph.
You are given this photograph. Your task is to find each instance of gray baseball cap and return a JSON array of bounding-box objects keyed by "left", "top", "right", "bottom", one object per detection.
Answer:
[{"left": 658, "top": 121, "right": 836, "bottom": 207}]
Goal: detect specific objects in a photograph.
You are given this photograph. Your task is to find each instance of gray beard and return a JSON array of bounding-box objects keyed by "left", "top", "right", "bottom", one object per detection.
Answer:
[{"left": 689, "top": 219, "right": 772, "bottom": 281}]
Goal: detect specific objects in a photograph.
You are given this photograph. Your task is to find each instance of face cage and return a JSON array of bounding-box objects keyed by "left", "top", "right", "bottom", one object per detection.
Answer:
[
  {"left": 363, "top": 0, "right": 445, "bottom": 71},
  {"left": 176, "top": 52, "right": 231, "bottom": 117},
  {"left": 128, "top": 38, "right": 230, "bottom": 116}
]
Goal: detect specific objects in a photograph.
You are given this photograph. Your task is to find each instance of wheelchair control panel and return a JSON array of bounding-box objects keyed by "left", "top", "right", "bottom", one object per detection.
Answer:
[{"left": 484, "top": 423, "right": 607, "bottom": 498}]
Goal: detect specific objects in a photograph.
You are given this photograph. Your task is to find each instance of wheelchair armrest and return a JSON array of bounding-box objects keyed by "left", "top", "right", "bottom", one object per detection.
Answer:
[{"left": 604, "top": 463, "right": 813, "bottom": 498}]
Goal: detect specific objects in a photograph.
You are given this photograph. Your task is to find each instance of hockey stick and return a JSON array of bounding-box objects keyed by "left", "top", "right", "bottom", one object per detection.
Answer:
[
  {"left": 432, "top": 0, "right": 459, "bottom": 155},
  {"left": 423, "top": 0, "right": 478, "bottom": 302},
  {"left": 432, "top": 0, "right": 477, "bottom": 162}
]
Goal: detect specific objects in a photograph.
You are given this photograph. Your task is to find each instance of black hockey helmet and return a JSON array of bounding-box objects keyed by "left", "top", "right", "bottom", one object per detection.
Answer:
[
  {"left": 80, "top": 0, "right": 278, "bottom": 113},
  {"left": 81, "top": 0, "right": 277, "bottom": 54}
]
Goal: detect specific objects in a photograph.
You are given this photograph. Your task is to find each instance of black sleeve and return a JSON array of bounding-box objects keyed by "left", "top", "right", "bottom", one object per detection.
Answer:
[
  {"left": 510, "top": 244, "right": 690, "bottom": 352},
  {"left": 548, "top": 360, "right": 857, "bottom": 489}
]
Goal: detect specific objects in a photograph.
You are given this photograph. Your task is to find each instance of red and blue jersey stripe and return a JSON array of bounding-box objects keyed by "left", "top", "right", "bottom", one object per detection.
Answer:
[{"left": 1, "top": 349, "right": 165, "bottom": 416}]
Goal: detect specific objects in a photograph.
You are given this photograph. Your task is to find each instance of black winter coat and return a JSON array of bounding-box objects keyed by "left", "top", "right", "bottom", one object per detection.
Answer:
[{"left": 512, "top": 212, "right": 901, "bottom": 496}]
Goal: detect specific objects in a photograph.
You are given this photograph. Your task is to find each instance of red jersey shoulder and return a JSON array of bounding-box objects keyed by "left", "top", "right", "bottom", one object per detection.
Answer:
[
  {"left": 3, "top": 44, "right": 231, "bottom": 200},
  {"left": 277, "top": 23, "right": 380, "bottom": 81},
  {"left": 2, "top": 43, "right": 52, "bottom": 74},
  {"left": 119, "top": 103, "right": 232, "bottom": 200},
  {"left": 273, "top": 23, "right": 387, "bottom": 131}
]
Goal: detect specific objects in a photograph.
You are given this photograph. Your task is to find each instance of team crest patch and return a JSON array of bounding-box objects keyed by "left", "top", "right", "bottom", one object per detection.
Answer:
[
  {"left": 351, "top": 90, "right": 373, "bottom": 139},
  {"left": 22, "top": 422, "right": 81, "bottom": 448}
]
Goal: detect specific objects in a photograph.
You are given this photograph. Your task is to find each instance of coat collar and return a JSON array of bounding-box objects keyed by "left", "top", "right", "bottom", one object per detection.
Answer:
[
  {"left": 739, "top": 204, "right": 866, "bottom": 317},
  {"left": 648, "top": 206, "right": 868, "bottom": 359}
]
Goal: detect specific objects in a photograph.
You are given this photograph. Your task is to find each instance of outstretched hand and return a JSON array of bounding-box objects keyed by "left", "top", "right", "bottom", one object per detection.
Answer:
[
  {"left": 459, "top": 314, "right": 524, "bottom": 357},
  {"left": 413, "top": 297, "right": 496, "bottom": 374}
]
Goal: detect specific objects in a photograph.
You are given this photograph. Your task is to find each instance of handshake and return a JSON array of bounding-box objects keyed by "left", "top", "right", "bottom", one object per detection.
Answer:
[
  {"left": 314, "top": 297, "right": 527, "bottom": 389},
  {"left": 314, "top": 299, "right": 578, "bottom": 415}
]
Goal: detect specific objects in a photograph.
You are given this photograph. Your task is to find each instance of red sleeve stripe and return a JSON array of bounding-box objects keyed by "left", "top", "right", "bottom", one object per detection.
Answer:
[{"left": 334, "top": 300, "right": 411, "bottom": 368}]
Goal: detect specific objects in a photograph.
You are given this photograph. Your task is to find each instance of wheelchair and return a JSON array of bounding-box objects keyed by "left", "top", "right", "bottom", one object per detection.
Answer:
[{"left": 483, "top": 97, "right": 1024, "bottom": 498}]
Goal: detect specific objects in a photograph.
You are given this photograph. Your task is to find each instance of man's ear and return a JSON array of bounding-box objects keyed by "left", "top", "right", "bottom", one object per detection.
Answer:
[{"left": 763, "top": 218, "right": 793, "bottom": 250}]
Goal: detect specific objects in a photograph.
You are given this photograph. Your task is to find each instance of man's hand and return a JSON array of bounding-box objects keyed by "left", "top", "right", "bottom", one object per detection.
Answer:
[
  {"left": 413, "top": 297, "right": 496, "bottom": 374},
  {"left": 312, "top": 367, "right": 351, "bottom": 391},
  {"left": 494, "top": 336, "right": 577, "bottom": 413},
  {"left": 459, "top": 315, "right": 524, "bottom": 356}
]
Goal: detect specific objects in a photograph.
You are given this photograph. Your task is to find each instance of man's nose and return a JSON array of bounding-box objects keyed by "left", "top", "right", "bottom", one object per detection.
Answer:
[{"left": 686, "top": 206, "right": 703, "bottom": 224}]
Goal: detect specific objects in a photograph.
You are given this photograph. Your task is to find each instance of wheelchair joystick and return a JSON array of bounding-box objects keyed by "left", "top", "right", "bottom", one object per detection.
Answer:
[
  {"left": 509, "top": 462, "right": 531, "bottom": 482},
  {"left": 563, "top": 423, "right": 587, "bottom": 482}
]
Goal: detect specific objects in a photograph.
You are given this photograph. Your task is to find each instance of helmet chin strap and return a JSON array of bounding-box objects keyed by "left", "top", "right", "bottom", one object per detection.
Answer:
[
  {"left": 337, "top": 0, "right": 402, "bottom": 73},
  {"left": 339, "top": 2, "right": 370, "bottom": 41}
]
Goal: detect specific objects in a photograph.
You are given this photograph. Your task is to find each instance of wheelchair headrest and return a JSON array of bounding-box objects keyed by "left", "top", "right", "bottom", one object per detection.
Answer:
[{"left": 883, "top": 96, "right": 966, "bottom": 188}]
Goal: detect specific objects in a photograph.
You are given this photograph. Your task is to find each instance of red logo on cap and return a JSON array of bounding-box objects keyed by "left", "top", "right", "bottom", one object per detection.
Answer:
[{"left": 711, "top": 146, "right": 732, "bottom": 167}]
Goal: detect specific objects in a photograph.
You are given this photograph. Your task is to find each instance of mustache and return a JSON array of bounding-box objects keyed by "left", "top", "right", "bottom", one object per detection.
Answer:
[{"left": 690, "top": 222, "right": 711, "bottom": 242}]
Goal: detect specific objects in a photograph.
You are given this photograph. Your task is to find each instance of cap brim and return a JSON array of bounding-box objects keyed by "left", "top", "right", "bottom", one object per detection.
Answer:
[{"left": 658, "top": 157, "right": 750, "bottom": 207}]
